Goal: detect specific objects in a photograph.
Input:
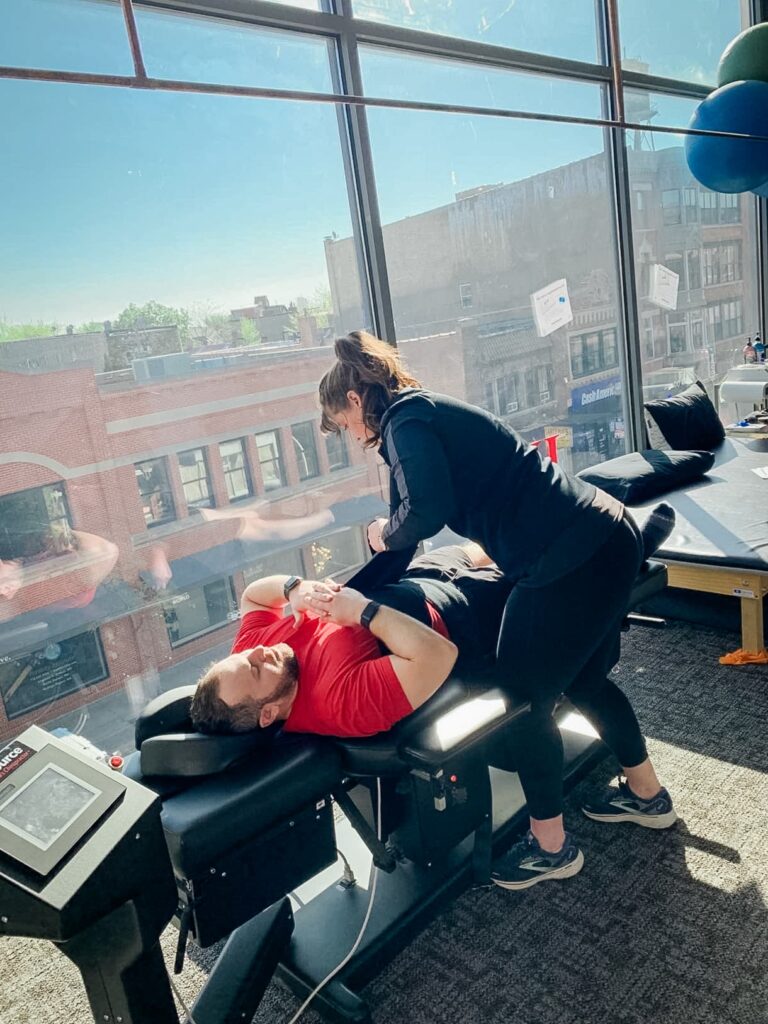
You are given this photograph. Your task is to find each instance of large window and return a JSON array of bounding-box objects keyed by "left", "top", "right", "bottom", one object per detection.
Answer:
[
  {"left": 0, "top": 483, "right": 72, "bottom": 562},
  {"left": 220, "top": 439, "right": 253, "bottom": 502},
  {"left": 256, "top": 430, "right": 286, "bottom": 491},
  {"left": 135, "top": 458, "right": 176, "bottom": 527},
  {"left": 325, "top": 431, "right": 349, "bottom": 472},
  {"left": 178, "top": 447, "right": 213, "bottom": 510},
  {"left": 570, "top": 329, "right": 619, "bottom": 379},
  {"left": 292, "top": 421, "right": 320, "bottom": 481},
  {"left": 1, "top": 0, "right": 762, "bottom": 768},
  {"left": 163, "top": 577, "right": 237, "bottom": 647},
  {"left": 309, "top": 528, "right": 366, "bottom": 580}
]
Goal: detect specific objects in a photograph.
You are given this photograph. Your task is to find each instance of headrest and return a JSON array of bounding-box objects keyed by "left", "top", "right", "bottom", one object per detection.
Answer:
[
  {"left": 135, "top": 686, "right": 196, "bottom": 748},
  {"left": 135, "top": 684, "right": 280, "bottom": 779}
]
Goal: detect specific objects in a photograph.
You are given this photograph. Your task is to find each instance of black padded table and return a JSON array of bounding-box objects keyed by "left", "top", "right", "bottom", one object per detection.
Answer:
[{"left": 631, "top": 436, "right": 768, "bottom": 654}]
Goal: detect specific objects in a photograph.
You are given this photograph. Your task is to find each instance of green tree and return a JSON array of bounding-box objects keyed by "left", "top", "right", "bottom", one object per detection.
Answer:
[
  {"left": 239, "top": 318, "right": 262, "bottom": 346},
  {"left": 0, "top": 320, "right": 60, "bottom": 343},
  {"left": 77, "top": 320, "right": 106, "bottom": 334},
  {"left": 114, "top": 301, "right": 191, "bottom": 345}
]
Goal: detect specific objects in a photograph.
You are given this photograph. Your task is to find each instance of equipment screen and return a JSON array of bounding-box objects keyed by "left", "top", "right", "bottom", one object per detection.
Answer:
[{"left": 0, "top": 765, "right": 100, "bottom": 851}]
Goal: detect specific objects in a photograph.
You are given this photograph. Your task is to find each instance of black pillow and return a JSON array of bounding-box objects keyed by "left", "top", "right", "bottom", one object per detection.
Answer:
[
  {"left": 644, "top": 381, "right": 725, "bottom": 451},
  {"left": 576, "top": 449, "right": 715, "bottom": 504}
]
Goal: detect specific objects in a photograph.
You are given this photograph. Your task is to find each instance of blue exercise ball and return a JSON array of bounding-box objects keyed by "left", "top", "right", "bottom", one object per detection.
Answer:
[
  {"left": 753, "top": 179, "right": 768, "bottom": 198},
  {"left": 685, "top": 80, "right": 768, "bottom": 193}
]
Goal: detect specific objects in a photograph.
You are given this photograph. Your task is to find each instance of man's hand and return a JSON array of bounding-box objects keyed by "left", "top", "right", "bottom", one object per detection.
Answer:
[
  {"left": 288, "top": 579, "right": 339, "bottom": 625},
  {"left": 367, "top": 518, "right": 388, "bottom": 553},
  {"left": 306, "top": 585, "right": 368, "bottom": 627}
]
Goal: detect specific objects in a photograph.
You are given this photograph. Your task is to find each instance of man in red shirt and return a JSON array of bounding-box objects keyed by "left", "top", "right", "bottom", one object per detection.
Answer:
[{"left": 190, "top": 545, "right": 510, "bottom": 739}]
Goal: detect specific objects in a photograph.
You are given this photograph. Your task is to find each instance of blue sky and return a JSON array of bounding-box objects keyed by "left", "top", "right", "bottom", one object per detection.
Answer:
[{"left": 0, "top": 0, "right": 746, "bottom": 326}]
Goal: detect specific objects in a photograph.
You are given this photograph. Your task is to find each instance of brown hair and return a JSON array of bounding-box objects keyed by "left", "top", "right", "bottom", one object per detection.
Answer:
[
  {"left": 190, "top": 654, "right": 299, "bottom": 735},
  {"left": 318, "top": 331, "right": 420, "bottom": 448}
]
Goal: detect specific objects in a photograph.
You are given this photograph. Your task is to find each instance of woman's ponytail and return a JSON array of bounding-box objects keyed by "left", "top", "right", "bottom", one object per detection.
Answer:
[{"left": 319, "top": 331, "right": 420, "bottom": 446}]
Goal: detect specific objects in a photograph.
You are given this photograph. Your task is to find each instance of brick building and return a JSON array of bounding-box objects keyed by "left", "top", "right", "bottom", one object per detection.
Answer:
[{"left": 0, "top": 332, "right": 464, "bottom": 743}]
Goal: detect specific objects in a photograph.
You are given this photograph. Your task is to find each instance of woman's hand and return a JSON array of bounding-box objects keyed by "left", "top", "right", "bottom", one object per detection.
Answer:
[
  {"left": 288, "top": 579, "right": 340, "bottom": 624},
  {"left": 306, "top": 585, "right": 368, "bottom": 627},
  {"left": 367, "top": 517, "right": 388, "bottom": 553}
]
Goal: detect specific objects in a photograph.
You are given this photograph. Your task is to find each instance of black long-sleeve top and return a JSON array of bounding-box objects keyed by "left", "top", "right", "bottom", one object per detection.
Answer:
[{"left": 378, "top": 389, "right": 622, "bottom": 586}]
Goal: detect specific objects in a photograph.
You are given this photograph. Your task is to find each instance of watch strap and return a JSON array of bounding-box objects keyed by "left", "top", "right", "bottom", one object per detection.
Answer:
[
  {"left": 283, "top": 576, "right": 302, "bottom": 602},
  {"left": 359, "top": 600, "right": 381, "bottom": 629}
]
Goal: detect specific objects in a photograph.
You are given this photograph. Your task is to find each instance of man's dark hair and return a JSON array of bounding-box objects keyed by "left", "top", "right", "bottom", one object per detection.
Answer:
[{"left": 190, "top": 653, "right": 299, "bottom": 735}]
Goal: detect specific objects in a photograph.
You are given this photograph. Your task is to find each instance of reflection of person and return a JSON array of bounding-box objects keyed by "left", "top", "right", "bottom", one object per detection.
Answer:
[
  {"left": 753, "top": 333, "right": 765, "bottom": 362},
  {"left": 199, "top": 505, "right": 334, "bottom": 542},
  {"left": 318, "top": 331, "right": 676, "bottom": 892},
  {"left": 743, "top": 338, "right": 758, "bottom": 363},
  {"left": 190, "top": 545, "right": 510, "bottom": 738},
  {"left": 0, "top": 530, "right": 118, "bottom": 615}
]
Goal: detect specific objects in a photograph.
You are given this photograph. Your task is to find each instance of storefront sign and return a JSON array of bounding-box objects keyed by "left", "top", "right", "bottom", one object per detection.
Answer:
[{"left": 570, "top": 376, "right": 622, "bottom": 410}]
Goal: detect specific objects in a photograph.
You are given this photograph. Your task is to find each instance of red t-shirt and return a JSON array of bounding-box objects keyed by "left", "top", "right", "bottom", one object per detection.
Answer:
[{"left": 231, "top": 604, "right": 449, "bottom": 738}]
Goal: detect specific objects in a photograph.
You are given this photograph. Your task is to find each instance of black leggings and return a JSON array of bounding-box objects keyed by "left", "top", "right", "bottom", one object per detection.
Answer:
[{"left": 496, "top": 514, "right": 647, "bottom": 820}]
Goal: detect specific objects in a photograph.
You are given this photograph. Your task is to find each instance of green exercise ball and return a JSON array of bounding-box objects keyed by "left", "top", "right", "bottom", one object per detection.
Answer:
[{"left": 718, "top": 23, "right": 768, "bottom": 86}]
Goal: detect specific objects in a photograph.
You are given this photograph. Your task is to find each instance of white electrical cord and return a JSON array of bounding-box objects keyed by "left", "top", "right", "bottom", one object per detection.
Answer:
[{"left": 285, "top": 777, "right": 383, "bottom": 1024}]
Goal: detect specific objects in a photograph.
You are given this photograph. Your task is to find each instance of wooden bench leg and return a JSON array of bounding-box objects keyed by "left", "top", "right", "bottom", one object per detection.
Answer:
[{"left": 740, "top": 596, "right": 765, "bottom": 654}]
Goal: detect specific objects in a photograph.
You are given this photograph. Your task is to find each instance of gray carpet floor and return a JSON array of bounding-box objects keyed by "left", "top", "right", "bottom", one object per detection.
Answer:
[{"left": 2, "top": 620, "right": 767, "bottom": 1024}]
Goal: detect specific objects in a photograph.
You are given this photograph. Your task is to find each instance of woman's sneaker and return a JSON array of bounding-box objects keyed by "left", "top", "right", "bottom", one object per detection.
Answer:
[
  {"left": 491, "top": 831, "right": 584, "bottom": 891},
  {"left": 582, "top": 778, "right": 677, "bottom": 829}
]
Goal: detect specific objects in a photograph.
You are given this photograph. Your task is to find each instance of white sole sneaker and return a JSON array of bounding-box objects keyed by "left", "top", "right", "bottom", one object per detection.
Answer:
[
  {"left": 581, "top": 807, "right": 678, "bottom": 829},
  {"left": 491, "top": 849, "right": 585, "bottom": 891}
]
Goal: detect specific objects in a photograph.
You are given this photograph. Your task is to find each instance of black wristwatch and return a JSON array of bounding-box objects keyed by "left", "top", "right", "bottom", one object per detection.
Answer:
[
  {"left": 283, "top": 575, "right": 302, "bottom": 602},
  {"left": 359, "top": 600, "right": 381, "bottom": 629}
]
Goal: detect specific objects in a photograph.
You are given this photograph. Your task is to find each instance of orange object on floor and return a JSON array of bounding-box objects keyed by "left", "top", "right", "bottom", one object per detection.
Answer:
[{"left": 719, "top": 647, "right": 768, "bottom": 665}]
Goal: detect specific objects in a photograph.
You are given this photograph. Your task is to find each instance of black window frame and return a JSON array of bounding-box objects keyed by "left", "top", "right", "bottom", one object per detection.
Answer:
[
  {"left": 163, "top": 576, "right": 238, "bottom": 648},
  {"left": 178, "top": 446, "right": 214, "bottom": 510},
  {"left": 292, "top": 421, "right": 321, "bottom": 481},
  {"left": 325, "top": 430, "right": 349, "bottom": 472},
  {"left": 135, "top": 456, "right": 177, "bottom": 528},
  {"left": 219, "top": 437, "right": 253, "bottom": 502},
  {"left": 0, "top": 482, "right": 73, "bottom": 562},
  {"left": 256, "top": 429, "right": 287, "bottom": 492}
]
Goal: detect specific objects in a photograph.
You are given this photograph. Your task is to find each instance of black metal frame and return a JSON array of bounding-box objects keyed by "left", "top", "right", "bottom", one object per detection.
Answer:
[{"left": 1, "top": 0, "right": 765, "bottom": 448}]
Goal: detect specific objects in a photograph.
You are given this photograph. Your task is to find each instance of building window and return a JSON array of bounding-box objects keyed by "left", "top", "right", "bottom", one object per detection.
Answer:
[
  {"left": 0, "top": 483, "right": 73, "bottom": 562},
  {"left": 219, "top": 438, "right": 252, "bottom": 501},
  {"left": 661, "top": 189, "right": 681, "bottom": 225},
  {"left": 525, "top": 364, "right": 554, "bottom": 406},
  {"left": 256, "top": 430, "right": 286, "bottom": 491},
  {"left": 720, "top": 192, "right": 740, "bottom": 224},
  {"left": 292, "top": 421, "right": 320, "bottom": 481},
  {"left": 325, "top": 431, "right": 349, "bottom": 472},
  {"left": 683, "top": 188, "right": 699, "bottom": 223},
  {"left": 484, "top": 373, "right": 520, "bottom": 416},
  {"left": 700, "top": 191, "right": 718, "bottom": 224},
  {"left": 570, "top": 329, "right": 618, "bottom": 379},
  {"left": 0, "top": 629, "right": 108, "bottom": 720},
  {"left": 691, "top": 319, "right": 704, "bottom": 350},
  {"left": 459, "top": 283, "right": 473, "bottom": 309},
  {"left": 706, "top": 299, "right": 743, "bottom": 343},
  {"left": 178, "top": 448, "right": 213, "bottom": 510},
  {"left": 135, "top": 458, "right": 176, "bottom": 527},
  {"left": 309, "top": 528, "right": 366, "bottom": 580},
  {"left": 163, "top": 577, "right": 237, "bottom": 647},
  {"left": 242, "top": 546, "right": 305, "bottom": 585},
  {"left": 686, "top": 250, "right": 701, "bottom": 291},
  {"left": 668, "top": 317, "right": 688, "bottom": 355}
]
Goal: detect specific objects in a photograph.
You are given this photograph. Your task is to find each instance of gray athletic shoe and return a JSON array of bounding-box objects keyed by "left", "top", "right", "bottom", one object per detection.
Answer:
[
  {"left": 582, "top": 777, "right": 677, "bottom": 829},
  {"left": 491, "top": 831, "right": 584, "bottom": 891}
]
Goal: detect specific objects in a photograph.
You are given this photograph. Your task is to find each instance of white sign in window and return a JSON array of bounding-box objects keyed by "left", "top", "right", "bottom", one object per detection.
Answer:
[{"left": 530, "top": 278, "right": 573, "bottom": 338}]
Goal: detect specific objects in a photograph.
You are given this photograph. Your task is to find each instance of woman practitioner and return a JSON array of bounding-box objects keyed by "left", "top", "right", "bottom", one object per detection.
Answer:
[{"left": 318, "top": 331, "right": 676, "bottom": 891}]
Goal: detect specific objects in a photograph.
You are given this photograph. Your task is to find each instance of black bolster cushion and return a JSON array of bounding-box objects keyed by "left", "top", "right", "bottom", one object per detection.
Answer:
[
  {"left": 644, "top": 381, "right": 725, "bottom": 451},
  {"left": 576, "top": 449, "right": 715, "bottom": 504}
]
